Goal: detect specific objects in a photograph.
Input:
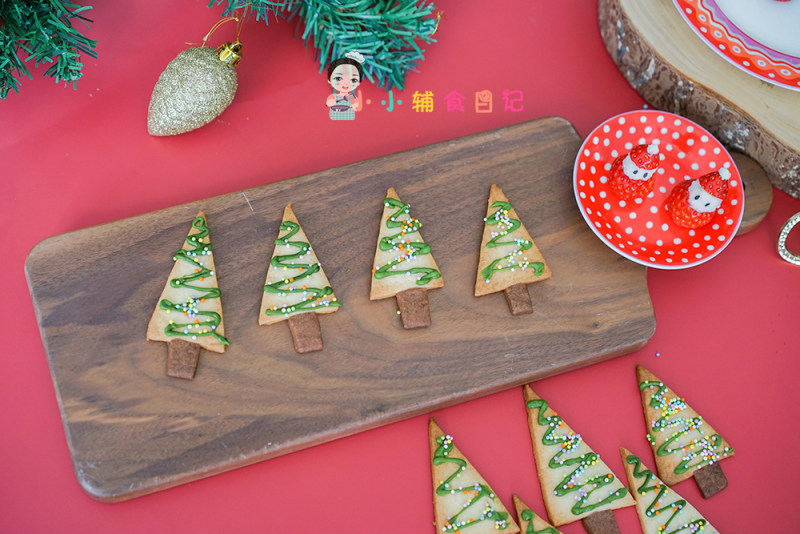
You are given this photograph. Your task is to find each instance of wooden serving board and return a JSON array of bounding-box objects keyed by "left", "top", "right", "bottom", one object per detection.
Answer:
[
  {"left": 25, "top": 117, "right": 656, "bottom": 502},
  {"left": 598, "top": 0, "right": 800, "bottom": 199}
]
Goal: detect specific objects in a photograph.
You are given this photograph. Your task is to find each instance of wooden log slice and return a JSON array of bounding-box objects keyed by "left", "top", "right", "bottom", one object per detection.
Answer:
[{"left": 598, "top": 0, "right": 800, "bottom": 199}]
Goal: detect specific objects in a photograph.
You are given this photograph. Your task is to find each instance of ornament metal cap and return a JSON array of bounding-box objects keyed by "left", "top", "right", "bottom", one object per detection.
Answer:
[{"left": 216, "top": 41, "right": 243, "bottom": 67}]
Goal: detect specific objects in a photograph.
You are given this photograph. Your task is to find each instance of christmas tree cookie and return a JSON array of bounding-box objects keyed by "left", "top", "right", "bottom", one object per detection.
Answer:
[
  {"left": 512, "top": 495, "right": 563, "bottom": 534},
  {"left": 371, "top": 188, "right": 443, "bottom": 329},
  {"left": 429, "top": 419, "right": 519, "bottom": 534},
  {"left": 523, "top": 385, "right": 634, "bottom": 532},
  {"left": 260, "top": 204, "right": 340, "bottom": 353},
  {"left": 637, "top": 366, "right": 734, "bottom": 498},
  {"left": 147, "top": 211, "right": 229, "bottom": 379},
  {"left": 621, "top": 447, "right": 721, "bottom": 534},
  {"left": 475, "top": 184, "right": 551, "bottom": 315}
]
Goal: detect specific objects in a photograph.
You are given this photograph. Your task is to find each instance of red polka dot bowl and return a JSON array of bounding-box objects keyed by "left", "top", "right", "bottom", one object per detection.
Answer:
[{"left": 573, "top": 110, "right": 744, "bottom": 269}]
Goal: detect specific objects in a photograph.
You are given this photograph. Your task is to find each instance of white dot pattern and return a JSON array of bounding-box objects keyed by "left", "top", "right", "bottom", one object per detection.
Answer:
[{"left": 574, "top": 110, "right": 744, "bottom": 269}]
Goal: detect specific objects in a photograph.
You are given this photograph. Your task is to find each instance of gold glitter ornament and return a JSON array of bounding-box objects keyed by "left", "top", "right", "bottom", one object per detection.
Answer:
[{"left": 147, "top": 41, "right": 242, "bottom": 136}]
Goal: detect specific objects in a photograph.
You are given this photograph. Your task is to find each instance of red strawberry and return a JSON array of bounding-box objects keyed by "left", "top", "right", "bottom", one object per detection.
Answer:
[
  {"left": 665, "top": 181, "right": 713, "bottom": 228},
  {"left": 610, "top": 144, "right": 659, "bottom": 200},
  {"left": 611, "top": 156, "right": 655, "bottom": 199},
  {"left": 666, "top": 168, "right": 731, "bottom": 229}
]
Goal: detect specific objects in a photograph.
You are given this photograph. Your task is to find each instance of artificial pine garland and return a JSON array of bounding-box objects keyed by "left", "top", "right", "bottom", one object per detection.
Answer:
[
  {"left": 0, "top": 0, "right": 97, "bottom": 100},
  {"left": 209, "top": 0, "right": 438, "bottom": 90}
]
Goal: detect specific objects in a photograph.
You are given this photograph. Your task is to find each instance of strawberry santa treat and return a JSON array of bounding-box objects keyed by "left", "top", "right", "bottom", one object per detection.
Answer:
[
  {"left": 610, "top": 143, "right": 660, "bottom": 200},
  {"left": 666, "top": 167, "right": 731, "bottom": 229}
]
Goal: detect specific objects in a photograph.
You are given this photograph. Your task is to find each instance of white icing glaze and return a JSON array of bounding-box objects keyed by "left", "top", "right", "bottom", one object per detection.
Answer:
[
  {"left": 688, "top": 180, "right": 722, "bottom": 213},
  {"left": 622, "top": 154, "right": 656, "bottom": 181}
]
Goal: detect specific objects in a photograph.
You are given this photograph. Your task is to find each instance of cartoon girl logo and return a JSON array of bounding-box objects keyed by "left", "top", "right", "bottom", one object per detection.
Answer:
[{"left": 327, "top": 51, "right": 365, "bottom": 120}]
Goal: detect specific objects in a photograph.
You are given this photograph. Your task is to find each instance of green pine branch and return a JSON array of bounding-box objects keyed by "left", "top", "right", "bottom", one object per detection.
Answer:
[
  {"left": 209, "top": 0, "right": 438, "bottom": 90},
  {"left": 0, "top": 0, "right": 97, "bottom": 100}
]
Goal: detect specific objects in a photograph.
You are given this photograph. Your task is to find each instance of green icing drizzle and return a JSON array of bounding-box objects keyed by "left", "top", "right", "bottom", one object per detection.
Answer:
[
  {"left": 159, "top": 215, "right": 229, "bottom": 346},
  {"left": 640, "top": 380, "right": 733, "bottom": 475},
  {"left": 433, "top": 434, "right": 511, "bottom": 532},
  {"left": 373, "top": 197, "right": 441, "bottom": 285},
  {"left": 481, "top": 200, "right": 544, "bottom": 283},
  {"left": 264, "top": 221, "right": 340, "bottom": 316},
  {"left": 520, "top": 508, "right": 560, "bottom": 534},
  {"left": 625, "top": 454, "right": 708, "bottom": 533},
  {"left": 526, "top": 399, "right": 629, "bottom": 517}
]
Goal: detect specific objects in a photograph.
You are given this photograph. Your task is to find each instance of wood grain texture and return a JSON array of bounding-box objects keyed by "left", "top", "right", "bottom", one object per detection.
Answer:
[
  {"left": 25, "top": 117, "right": 656, "bottom": 502},
  {"left": 733, "top": 152, "right": 773, "bottom": 235},
  {"left": 598, "top": 0, "right": 800, "bottom": 199}
]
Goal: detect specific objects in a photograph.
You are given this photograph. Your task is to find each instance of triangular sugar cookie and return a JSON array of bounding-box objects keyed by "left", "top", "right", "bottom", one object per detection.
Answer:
[
  {"left": 621, "top": 447, "right": 721, "bottom": 534},
  {"left": 260, "top": 204, "right": 340, "bottom": 325},
  {"left": 429, "top": 419, "right": 519, "bottom": 534},
  {"left": 147, "top": 211, "right": 228, "bottom": 353},
  {"left": 475, "top": 184, "right": 551, "bottom": 297},
  {"left": 523, "top": 385, "right": 634, "bottom": 527},
  {"left": 370, "top": 188, "right": 443, "bottom": 301},
  {"left": 512, "top": 494, "right": 563, "bottom": 534},
  {"left": 637, "top": 366, "right": 734, "bottom": 486}
]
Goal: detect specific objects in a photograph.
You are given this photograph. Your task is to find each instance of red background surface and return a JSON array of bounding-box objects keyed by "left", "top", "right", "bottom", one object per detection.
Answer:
[{"left": 2, "top": 1, "right": 799, "bottom": 532}]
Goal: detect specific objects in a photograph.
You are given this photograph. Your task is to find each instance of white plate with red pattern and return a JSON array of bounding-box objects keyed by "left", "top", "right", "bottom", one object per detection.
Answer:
[
  {"left": 673, "top": 0, "right": 800, "bottom": 91},
  {"left": 573, "top": 110, "right": 744, "bottom": 269}
]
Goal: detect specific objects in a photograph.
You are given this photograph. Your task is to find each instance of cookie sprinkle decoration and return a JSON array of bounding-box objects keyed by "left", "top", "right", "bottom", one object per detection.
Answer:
[
  {"left": 263, "top": 220, "right": 339, "bottom": 317},
  {"left": 371, "top": 188, "right": 445, "bottom": 328},
  {"left": 158, "top": 215, "right": 228, "bottom": 346},
  {"left": 146, "top": 211, "right": 229, "bottom": 378},
  {"left": 522, "top": 386, "right": 633, "bottom": 529},
  {"left": 622, "top": 448, "right": 720, "bottom": 534},
  {"left": 527, "top": 398, "right": 628, "bottom": 516},
  {"left": 636, "top": 366, "right": 734, "bottom": 493},
  {"left": 433, "top": 435, "right": 511, "bottom": 532},
  {"left": 474, "top": 185, "right": 551, "bottom": 315},
  {"left": 373, "top": 197, "right": 441, "bottom": 286},
  {"left": 640, "top": 380, "right": 733, "bottom": 475},
  {"left": 482, "top": 201, "right": 541, "bottom": 282},
  {"left": 259, "top": 204, "right": 341, "bottom": 353},
  {"left": 429, "top": 420, "right": 518, "bottom": 534}
]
